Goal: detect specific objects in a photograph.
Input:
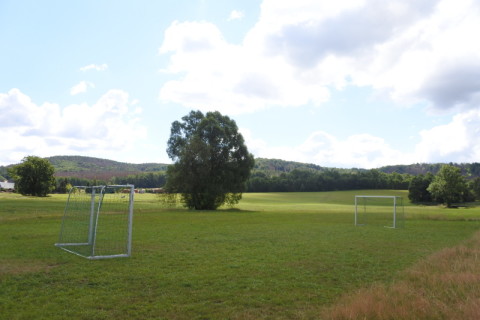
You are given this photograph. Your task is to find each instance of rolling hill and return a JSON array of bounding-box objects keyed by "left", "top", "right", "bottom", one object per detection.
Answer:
[
  {"left": 46, "top": 156, "right": 170, "bottom": 180},
  {"left": 2, "top": 155, "right": 479, "bottom": 182}
]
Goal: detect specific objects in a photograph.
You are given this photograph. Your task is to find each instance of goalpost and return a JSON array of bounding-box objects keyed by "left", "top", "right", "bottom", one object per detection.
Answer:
[
  {"left": 354, "top": 195, "right": 404, "bottom": 228},
  {"left": 55, "top": 185, "right": 134, "bottom": 259}
]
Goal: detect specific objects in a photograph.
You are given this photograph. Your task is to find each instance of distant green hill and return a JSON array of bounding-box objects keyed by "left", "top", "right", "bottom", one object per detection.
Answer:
[
  {"left": 46, "top": 156, "right": 170, "bottom": 180},
  {"left": 2, "top": 155, "right": 479, "bottom": 182},
  {"left": 255, "top": 158, "right": 480, "bottom": 177},
  {"left": 253, "top": 158, "right": 327, "bottom": 175},
  {"left": 378, "top": 162, "right": 480, "bottom": 177}
]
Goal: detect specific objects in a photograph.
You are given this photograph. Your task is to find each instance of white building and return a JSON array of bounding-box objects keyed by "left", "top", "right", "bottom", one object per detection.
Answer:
[{"left": 0, "top": 180, "right": 15, "bottom": 190}]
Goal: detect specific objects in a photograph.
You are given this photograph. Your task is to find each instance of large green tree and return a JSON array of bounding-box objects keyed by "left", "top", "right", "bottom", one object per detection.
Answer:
[
  {"left": 9, "top": 156, "right": 56, "bottom": 196},
  {"left": 166, "top": 110, "right": 254, "bottom": 210},
  {"left": 469, "top": 177, "right": 480, "bottom": 200},
  {"left": 408, "top": 173, "right": 434, "bottom": 203},
  {"left": 427, "top": 165, "right": 469, "bottom": 207}
]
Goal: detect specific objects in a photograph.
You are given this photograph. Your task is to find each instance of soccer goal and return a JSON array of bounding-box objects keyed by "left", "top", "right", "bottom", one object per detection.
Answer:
[
  {"left": 55, "top": 185, "right": 134, "bottom": 259},
  {"left": 354, "top": 196, "right": 404, "bottom": 228}
]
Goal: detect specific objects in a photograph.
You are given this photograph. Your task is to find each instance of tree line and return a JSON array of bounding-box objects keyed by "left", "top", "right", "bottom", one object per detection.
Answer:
[
  {"left": 408, "top": 165, "right": 480, "bottom": 207},
  {"left": 247, "top": 169, "right": 411, "bottom": 192},
  {"left": 47, "top": 164, "right": 480, "bottom": 201},
  {"left": 53, "top": 172, "right": 166, "bottom": 193},
  {"left": 247, "top": 164, "right": 480, "bottom": 206},
  {"left": 3, "top": 156, "right": 167, "bottom": 195}
]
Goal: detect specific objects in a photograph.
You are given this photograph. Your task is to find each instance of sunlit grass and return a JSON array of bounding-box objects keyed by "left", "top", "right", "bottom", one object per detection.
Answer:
[{"left": 1, "top": 191, "right": 480, "bottom": 319}]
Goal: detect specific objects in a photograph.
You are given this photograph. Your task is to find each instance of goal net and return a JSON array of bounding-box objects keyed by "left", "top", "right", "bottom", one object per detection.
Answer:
[
  {"left": 55, "top": 185, "right": 134, "bottom": 259},
  {"left": 354, "top": 196, "right": 404, "bottom": 228}
]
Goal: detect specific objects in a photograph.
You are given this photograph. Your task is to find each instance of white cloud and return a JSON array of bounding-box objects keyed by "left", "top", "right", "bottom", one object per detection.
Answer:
[
  {"left": 159, "top": 20, "right": 329, "bottom": 114},
  {"left": 228, "top": 10, "right": 244, "bottom": 21},
  {"left": 242, "top": 127, "right": 409, "bottom": 169},
  {"left": 352, "top": 0, "right": 480, "bottom": 110},
  {"left": 415, "top": 109, "right": 480, "bottom": 163},
  {"left": 243, "top": 106, "right": 480, "bottom": 168},
  {"left": 0, "top": 89, "right": 147, "bottom": 166},
  {"left": 80, "top": 63, "right": 108, "bottom": 72},
  {"left": 154, "top": 0, "right": 480, "bottom": 168},
  {"left": 0, "top": 88, "right": 39, "bottom": 127},
  {"left": 159, "top": 0, "right": 480, "bottom": 114},
  {"left": 70, "top": 81, "right": 94, "bottom": 95}
]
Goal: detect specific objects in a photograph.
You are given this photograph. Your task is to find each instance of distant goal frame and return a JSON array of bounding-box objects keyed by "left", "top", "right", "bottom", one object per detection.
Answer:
[
  {"left": 354, "top": 195, "right": 404, "bottom": 228},
  {"left": 55, "top": 184, "right": 134, "bottom": 259}
]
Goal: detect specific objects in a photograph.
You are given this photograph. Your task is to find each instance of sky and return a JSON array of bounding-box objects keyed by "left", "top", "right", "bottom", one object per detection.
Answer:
[{"left": 1, "top": 0, "right": 480, "bottom": 169}]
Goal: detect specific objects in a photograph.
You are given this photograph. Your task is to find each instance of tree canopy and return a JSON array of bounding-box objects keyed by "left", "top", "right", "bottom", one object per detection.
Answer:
[
  {"left": 427, "top": 165, "right": 469, "bottom": 207},
  {"left": 408, "top": 173, "right": 434, "bottom": 203},
  {"left": 9, "top": 156, "right": 56, "bottom": 196},
  {"left": 166, "top": 110, "right": 254, "bottom": 210}
]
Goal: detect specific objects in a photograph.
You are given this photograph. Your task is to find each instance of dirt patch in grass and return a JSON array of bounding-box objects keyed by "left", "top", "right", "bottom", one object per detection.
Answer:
[
  {"left": 0, "top": 259, "right": 59, "bottom": 277},
  {"left": 321, "top": 230, "right": 480, "bottom": 320}
]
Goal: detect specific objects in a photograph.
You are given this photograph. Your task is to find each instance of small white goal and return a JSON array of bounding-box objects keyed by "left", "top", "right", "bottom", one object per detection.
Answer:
[
  {"left": 354, "top": 195, "right": 404, "bottom": 228},
  {"left": 55, "top": 185, "right": 134, "bottom": 259}
]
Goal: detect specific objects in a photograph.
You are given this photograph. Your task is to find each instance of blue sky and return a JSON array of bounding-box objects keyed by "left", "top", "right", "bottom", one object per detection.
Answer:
[{"left": 1, "top": 0, "right": 480, "bottom": 168}]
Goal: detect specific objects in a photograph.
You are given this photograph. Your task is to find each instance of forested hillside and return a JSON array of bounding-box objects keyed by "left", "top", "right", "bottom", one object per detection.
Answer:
[
  {"left": 254, "top": 158, "right": 480, "bottom": 177},
  {"left": 46, "top": 156, "right": 169, "bottom": 180},
  {"left": 248, "top": 160, "right": 480, "bottom": 192},
  {"left": 2, "top": 156, "right": 480, "bottom": 192},
  {"left": 253, "top": 158, "right": 326, "bottom": 175},
  {"left": 379, "top": 163, "right": 480, "bottom": 176}
]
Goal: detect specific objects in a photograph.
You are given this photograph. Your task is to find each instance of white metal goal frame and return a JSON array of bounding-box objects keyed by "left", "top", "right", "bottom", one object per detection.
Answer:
[
  {"left": 55, "top": 185, "right": 134, "bottom": 259},
  {"left": 354, "top": 195, "right": 404, "bottom": 228}
]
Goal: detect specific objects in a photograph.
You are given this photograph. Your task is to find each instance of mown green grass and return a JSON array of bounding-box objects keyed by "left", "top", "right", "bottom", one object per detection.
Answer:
[{"left": 1, "top": 191, "right": 480, "bottom": 319}]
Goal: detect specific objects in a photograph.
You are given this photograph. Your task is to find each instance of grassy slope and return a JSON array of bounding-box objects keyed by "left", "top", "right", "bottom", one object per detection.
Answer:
[{"left": 1, "top": 191, "right": 480, "bottom": 319}]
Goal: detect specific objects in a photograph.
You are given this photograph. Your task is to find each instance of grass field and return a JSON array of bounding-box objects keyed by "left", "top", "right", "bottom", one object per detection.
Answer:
[{"left": 1, "top": 190, "right": 480, "bottom": 319}]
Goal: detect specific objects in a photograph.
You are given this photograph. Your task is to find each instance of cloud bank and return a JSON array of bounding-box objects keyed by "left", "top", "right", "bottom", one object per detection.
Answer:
[
  {"left": 159, "top": 0, "right": 480, "bottom": 114},
  {"left": 159, "top": 0, "right": 480, "bottom": 167},
  {"left": 0, "top": 89, "right": 146, "bottom": 165}
]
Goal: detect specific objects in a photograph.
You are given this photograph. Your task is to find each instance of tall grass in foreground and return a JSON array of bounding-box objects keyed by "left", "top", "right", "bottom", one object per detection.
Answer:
[{"left": 322, "top": 230, "right": 480, "bottom": 319}]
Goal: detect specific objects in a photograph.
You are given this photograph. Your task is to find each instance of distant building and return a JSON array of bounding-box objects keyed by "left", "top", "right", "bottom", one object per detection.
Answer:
[{"left": 0, "top": 180, "right": 15, "bottom": 191}]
